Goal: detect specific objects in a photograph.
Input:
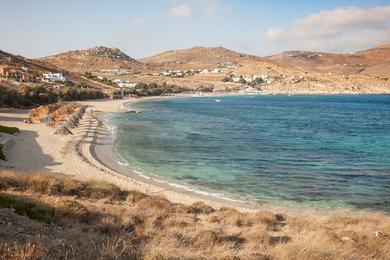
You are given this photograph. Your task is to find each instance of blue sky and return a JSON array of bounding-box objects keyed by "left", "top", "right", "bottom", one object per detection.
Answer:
[{"left": 1, "top": 0, "right": 389, "bottom": 58}]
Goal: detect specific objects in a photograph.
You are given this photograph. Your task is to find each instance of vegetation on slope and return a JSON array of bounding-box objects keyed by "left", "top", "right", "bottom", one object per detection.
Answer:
[
  {"left": 0, "top": 196, "right": 55, "bottom": 224},
  {"left": 83, "top": 72, "right": 118, "bottom": 87},
  {"left": 0, "top": 85, "right": 104, "bottom": 108},
  {"left": 0, "top": 145, "right": 5, "bottom": 161},
  {"left": 0, "top": 126, "right": 19, "bottom": 161},
  {"left": 117, "top": 82, "right": 213, "bottom": 97},
  {"left": 0, "top": 171, "right": 389, "bottom": 259},
  {"left": 0, "top": 125, "right": 19, "bottom": 135}
]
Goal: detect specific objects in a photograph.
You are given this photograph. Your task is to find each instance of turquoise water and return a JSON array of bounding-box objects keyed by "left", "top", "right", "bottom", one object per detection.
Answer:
[{"left": 110, "top": 95, "right": 390, "bottom": 211}]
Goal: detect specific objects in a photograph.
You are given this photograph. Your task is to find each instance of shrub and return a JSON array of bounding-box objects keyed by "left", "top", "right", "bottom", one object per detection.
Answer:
[
  {"left": 0, "top": 196, "right": 56, "bottom": 224},
  {"left": 0, "top": 85, "right": 104, "bottom": 108},
  {"left": 0, "top": 145, "right": 5, "bottom": 161}
]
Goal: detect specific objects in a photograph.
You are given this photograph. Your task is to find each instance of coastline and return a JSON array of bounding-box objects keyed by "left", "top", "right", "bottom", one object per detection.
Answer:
[
  {"left": 1, "top": 95, "right": 389, "bottom": 215},
  {"left": 0, "top": 97, "right": 267, "bottom": 212}
]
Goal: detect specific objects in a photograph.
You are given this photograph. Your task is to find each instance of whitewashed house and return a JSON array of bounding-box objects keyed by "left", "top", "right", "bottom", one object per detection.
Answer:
[
  {"left": 200, "top": 69, "right": 209, "bottom": 75},
  {"left": 232, "top": 77, "right": 242, "bottom": 83},
  {"left": 42, "top": 72, "right": 66, "bottom": 82},
  {"left": 118, "top": 82, "right": 136, "bottom": 88}
]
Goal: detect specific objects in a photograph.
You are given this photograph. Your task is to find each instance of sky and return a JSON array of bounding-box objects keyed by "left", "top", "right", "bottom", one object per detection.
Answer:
[{"left": 1, "top": 0, "right": 389, "bottom": 59}]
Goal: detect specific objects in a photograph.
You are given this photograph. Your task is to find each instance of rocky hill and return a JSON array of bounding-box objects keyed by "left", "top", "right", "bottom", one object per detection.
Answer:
[
  {"left": 0, "top": 49, "right": 104, "bottom": 89},
  {"left": 267, "top": 44, "right": 390, "bottom": 76},
  {"left": 40, "top": 46, "right": 143, "bottom": 73},
  {"left": 140, "top": 46, "right": 265, "bottom": 71}
]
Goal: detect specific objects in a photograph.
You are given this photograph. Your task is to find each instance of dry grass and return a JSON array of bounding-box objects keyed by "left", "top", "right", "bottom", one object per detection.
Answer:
[
  {"left": 0, "top": 171, "right": 389, "bottom": 260},
  {"left": 0, "top": 240, "right": 43, "bottom": 260}
]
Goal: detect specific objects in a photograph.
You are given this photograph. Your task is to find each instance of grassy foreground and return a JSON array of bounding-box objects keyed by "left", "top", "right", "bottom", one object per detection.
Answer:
[{"left": 0, "top": 171, "right": 389, "bottom": 259}]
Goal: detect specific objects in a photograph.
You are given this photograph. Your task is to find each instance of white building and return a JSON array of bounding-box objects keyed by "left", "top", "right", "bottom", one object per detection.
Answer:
[
  {"left": 200, "top": 69, "right": 209, "bottom": 75},
  {"left": 117, "top": 81, "right": 136, "bottom": 88},
  {"left": 232, "top": 77, "right": 242, "bottom": 83},
  {"left": 244, "top": 76, "right": 254, "bottom": 83},
  {"left": 238, "top": 87, "right": 262, "bottom": 95},
  {"left": 42, "top": 72, "right": 66, "bottom": 82}
]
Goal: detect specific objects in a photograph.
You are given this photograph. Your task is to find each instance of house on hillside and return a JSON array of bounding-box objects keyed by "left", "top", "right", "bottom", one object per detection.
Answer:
[
  {"left": 0, "top": 66, "right": 38, "bottom": 82},
  {"left": 118, "top": 82, "right": 136, "bottom": 88},
  {"left": 200, "top": 69, "right": 209, "bottom": 75},
  {"left": 238, "top": 87, "right": 262, "bottom": 95},
  {"left": 42, "top": 72, "right": 66, "bottom": 82},
  {"left": 232, "top": 77, "right": 242, "bottom": 83}
]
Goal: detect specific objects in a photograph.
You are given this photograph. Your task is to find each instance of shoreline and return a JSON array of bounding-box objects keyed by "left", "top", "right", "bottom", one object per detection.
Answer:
[
  {"left": 93, "top": 96, "right": 265, "bottom": 211},
  {"left": 1, "top": 95, "right": 389, "bottom": 215}
]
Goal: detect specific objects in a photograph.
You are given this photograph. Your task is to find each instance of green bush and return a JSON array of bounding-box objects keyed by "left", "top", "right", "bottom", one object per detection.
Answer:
[
  {"left": 0, "top": 125, "right": 19, "bottom": 135},
  {"left": 119, "top": 82, "right": 191, "bottom": 97},
  {"left": 0, "top": 144, "right": 5, "bottom": 161},
  {"left": 0, "top": 86, "right": 23, "bottom": 107},
  {"left": 0, "top": 196, "right": 56, "bottom": 223},
  {"left": 0, "top": 85, "right": 104, "bottom": 108}
]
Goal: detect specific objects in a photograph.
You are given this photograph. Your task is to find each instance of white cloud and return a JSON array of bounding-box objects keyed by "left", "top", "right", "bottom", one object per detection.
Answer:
[
  {"left": 168, "top": 3, "right": 192, "bottom": 18},
  {"left": 131, "top": 18, "right": 144, "bottom": 25},
  {"left": 264, "top": 5, "right": 390, "bottom": 51},
  {"left": 265, "top": 28, "right": 284, "bottom": 41},
  {"left": 196, "top": 0, "right": 229, "bottom": 15}
]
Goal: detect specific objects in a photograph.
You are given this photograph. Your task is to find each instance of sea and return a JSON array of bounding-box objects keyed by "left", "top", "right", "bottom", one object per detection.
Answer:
[{"left": 107, "top": 95, "right": 390, "bottom": 211}]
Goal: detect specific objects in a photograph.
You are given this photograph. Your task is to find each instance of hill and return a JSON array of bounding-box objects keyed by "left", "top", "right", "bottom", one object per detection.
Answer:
[
  {"left": 40, "top": 46, "right": 143, "bottom": 74},
  {"left": 267, "top": 44, "right": 390, "bottom": 76},
  {"left": 140, "top": 46, "right": 265, "bottom": 71},
  {"left": 0, "top": 49, "right": 105, "bottom": 89}
]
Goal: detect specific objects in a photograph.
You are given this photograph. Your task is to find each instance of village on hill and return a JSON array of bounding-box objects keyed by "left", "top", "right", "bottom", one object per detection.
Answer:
[{"left": 1, "top": 44, "right": 390, "bottom": 104}]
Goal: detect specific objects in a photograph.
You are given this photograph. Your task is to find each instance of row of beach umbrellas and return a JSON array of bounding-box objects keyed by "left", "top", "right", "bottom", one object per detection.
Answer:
[{"left": 54, "top": 105, "right": 88, "bottom": 136}]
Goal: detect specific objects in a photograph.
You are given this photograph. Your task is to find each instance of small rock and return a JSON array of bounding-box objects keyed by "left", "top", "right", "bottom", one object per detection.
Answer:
[
  {"left": 16, "top": 227, "right": 24, "bottom": 232},
  {"left": 341, "top": 236, "right": 354, "bottom": 242}
]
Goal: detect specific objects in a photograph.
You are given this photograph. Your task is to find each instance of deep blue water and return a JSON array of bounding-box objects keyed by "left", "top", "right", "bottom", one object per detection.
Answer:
[{"left": 110, "top": 95, "right": 390, "bottom": 211}]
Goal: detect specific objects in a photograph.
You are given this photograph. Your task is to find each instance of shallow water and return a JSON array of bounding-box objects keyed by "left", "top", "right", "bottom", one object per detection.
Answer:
[{"left": 109, "top": 95, "right": 390, "bottom": 211}]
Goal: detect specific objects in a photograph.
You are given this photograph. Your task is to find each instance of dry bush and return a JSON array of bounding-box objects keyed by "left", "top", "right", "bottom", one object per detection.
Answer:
[
  {"left": 98, "top": 231, "right": 139, "bottom": 259},
  {"left": 27, "top": 174, "right": 62, "bottom": 194},
  {"left": 136, "top": 195, "right": 174, "bottom": 212},
  {"left": 86, "top": 180, "right": 124, "bottom": 200},
  {"left": 54, "top": 199, "right": 90, "bottom": 223},
  {"left": 0, "top": 240, "right": 43, "bottom": 260},
  {"left": 178, "top": 201, "right": 215, "bottom": 215},
  {"left": 0, "top": 171, "right": 27, "bottom": 190},
  {"left": 126, "top": 190, "right": 148, "bottom": 203}
]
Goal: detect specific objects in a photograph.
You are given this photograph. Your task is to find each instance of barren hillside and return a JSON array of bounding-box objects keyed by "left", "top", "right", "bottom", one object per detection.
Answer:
[
  {"left": 0, "top": 50, "right": 105, "bottom": 89},
  {"left": 40, "top": 46, "right": 144, "bottom": 74},
  {"left": 267, "top": 44, "right": 390, "bottom": 76},
  {"left": 140, "top": 46, "right": 265, "bottom": 71}
]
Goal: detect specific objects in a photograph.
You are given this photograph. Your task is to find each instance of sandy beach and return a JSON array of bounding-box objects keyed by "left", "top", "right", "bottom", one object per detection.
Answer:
[{"left": 0, "top": 97, "right": 270, "bottom": 212}]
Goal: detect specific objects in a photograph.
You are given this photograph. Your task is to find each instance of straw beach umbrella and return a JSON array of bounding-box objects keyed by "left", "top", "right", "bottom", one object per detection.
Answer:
[
  {"left": 69, "top": 115, "right": 79, "bottom": 127},
  {"left": 70, "top": 114, "right": 79, "bottom": 122},
  {"left": 65, "top": 119, "right": 78, "bottom": 129},
  {"left": 54, "top": 125, "right": 73, "bottom": 135},
  {"left": 80, "top": 105, "right": 87, "bottom": 113},
  {"left": 76, "top": 110, "right": 84, "bottom": 119}
]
